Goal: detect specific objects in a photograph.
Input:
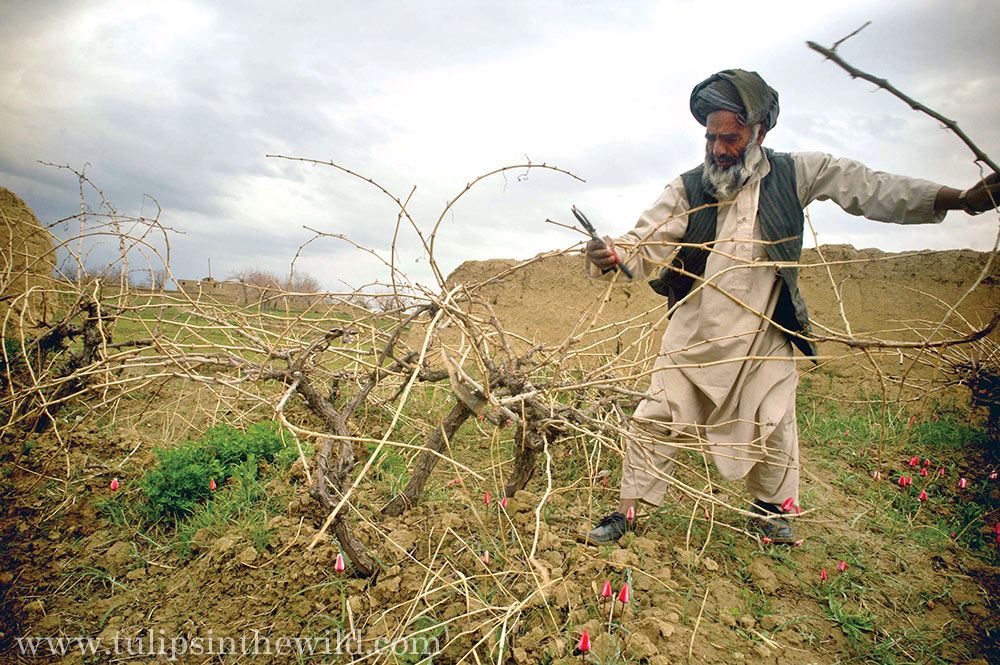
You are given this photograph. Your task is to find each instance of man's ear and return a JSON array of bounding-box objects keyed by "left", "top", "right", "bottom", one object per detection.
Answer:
[{"left": 756, "top": 127, "right": 767, "bottom": 145}]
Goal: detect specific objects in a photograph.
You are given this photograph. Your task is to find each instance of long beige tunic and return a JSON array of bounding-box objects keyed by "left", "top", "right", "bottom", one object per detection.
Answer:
[{"left": 592, "top": 151, "right": 945, "bottom": 507}]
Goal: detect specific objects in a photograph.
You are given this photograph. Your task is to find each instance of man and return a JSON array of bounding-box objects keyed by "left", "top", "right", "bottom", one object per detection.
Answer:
[{"left": 585, "top": 69, "right": 999, "bottom": 545}]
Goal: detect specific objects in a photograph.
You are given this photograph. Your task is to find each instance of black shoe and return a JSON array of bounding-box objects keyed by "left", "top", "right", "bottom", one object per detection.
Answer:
[
  {"left": 586, "top": 512, "right": 635, "bottom": 544},
  {"left": 752, "top": 501, "right": 795, "bottom": 544}
]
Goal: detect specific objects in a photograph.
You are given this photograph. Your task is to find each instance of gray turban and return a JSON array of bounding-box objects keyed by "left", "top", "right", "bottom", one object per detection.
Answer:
[{"left": 690, "top": 69, "right": 779, "bottom": 130}]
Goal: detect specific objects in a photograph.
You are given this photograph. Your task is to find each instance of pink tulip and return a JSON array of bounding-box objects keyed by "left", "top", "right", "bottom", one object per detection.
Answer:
[
  {"left": 335, "top": 553, "right": 345, "bottom": 572},
  {"left": 781, "top": 497, "right": 796, "bottom": 512},
  {"left": 959, "top": 478, "right": 967, "bottom": 489},
  {"left": 484, "top": 491, "right": 491, "bottom": 505},
  {"left": 938, "top": 468, "right": 945, "bottom": 477},
  {"left": 761, "top": 536, "right": 772, "bottom": 544},
  {"left": 482, "top": 551, "right": 490, "bottom": 565},
  {"left": 793, "top": 539, "right": 804, "bottom": 547},
  {"left": 994, "top": 523, "right": 1000, "bottom": 535},
  {"left": 837, "top": 560, "right": 847, "bottom": 572},
  {"left": 905, "top": 476, "right": 913, "bottom": 486},
  {"left": 617, "top": 583, "right": 630, "bottom": 605},
  {"left": 919, "top": 489, "right": 928, "bottom": 502},
  {"left": 110, "top": 477, "right": 119, "bottom": 491},
  {"left": 602, "top": 476, "right": 607, "bottom": 488},
  {"left": 923, "top": 458, "right": 930, "bottom": 466},
  {"left": 920, "top": 468, "right": 928, "bottom": 477},
  {"left": 601, "top": 580, "right": 613, "bottom": 598},
  {"left": 950, "top": 531, "right": 956, "bottom": 538},
  {"left": 909, "top": 456, "right": 918, "bottom": 467},
  {"left": 873, "top": 471, "right": 881, "bottom": 481},
  {"left": 210, "top": 478, "right": 217, "bottom": 490},
  {"left": 626, "top": 505, "right": 635, "bottom": 522},
  {"left": 448, "top": 478, "right": 461, "bottom": 486},
  {"left": 577, "top": 631, "right": 591, "bottom": 654},
  {"left": 898, "top": 476, "right": 907, "bottom": 487},
  {"left": 500, "top": 497, "right": 507, "bottom": 509},
  {"left": 820, "top": 568, "right": 827, "bottom": 581},
  {"left": 990, "top": 471, "right": 998, "bottom": 480},
  {"left": 844, "top": 429, "right": 849, "bottom": 437}
]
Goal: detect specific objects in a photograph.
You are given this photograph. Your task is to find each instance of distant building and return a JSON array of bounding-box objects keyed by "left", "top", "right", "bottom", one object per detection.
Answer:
[{"left": 175, "top": 277, "right": 283, "bottom": 307}]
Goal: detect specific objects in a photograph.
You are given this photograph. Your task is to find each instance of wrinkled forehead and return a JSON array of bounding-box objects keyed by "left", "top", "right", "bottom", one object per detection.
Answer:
[{"left": 705, "top": 110, "right": 749, "bottom": 135}]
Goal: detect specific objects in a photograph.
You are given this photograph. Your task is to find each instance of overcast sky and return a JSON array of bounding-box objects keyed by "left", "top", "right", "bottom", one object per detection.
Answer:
[{"left": 3, "top": 0, "right": 998, "bottom": 293}]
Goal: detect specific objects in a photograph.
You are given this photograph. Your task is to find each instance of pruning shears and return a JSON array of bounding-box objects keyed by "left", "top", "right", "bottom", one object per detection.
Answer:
[{"left": 572, "top": 206, "right": 633, "bottom": 279}]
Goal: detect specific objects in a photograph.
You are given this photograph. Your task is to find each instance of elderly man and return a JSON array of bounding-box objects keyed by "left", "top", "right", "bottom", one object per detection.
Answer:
[{"left": 585, "top": 69, "right": 999, "bottom": 544}]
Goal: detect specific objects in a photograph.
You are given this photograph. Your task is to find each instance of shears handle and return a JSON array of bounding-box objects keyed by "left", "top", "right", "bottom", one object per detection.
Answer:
[{"left": 572, "top": 206, "right": 633, "bottom": 279}]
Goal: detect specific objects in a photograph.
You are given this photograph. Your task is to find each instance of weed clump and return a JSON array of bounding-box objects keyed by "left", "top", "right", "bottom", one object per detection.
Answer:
[{"left": 140, "top": 421, "right": 283, "bottom": 519}]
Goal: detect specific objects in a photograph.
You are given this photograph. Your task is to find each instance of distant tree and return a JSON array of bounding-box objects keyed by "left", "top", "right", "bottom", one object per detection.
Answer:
[
  {"left": 286, "top": 271, "right": 323, "bottom": 305},
  {"left": 228, "top": 267, "right": 283, "bottom": 309}
]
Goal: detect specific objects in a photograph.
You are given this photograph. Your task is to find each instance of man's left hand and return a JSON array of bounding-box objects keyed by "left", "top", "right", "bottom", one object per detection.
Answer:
[{"left": 962, "top": 172, "right": 1000, "bottom": 214}]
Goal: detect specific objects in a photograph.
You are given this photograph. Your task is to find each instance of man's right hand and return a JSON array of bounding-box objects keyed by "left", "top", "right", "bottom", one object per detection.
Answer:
[{"left": 586, "top": 236, "right": 619, "bottom": 272}]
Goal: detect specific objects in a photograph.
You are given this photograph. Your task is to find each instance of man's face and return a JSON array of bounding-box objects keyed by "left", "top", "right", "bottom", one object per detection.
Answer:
[{"left": 705, "top": 110, "right": 758, "bottom": 170}]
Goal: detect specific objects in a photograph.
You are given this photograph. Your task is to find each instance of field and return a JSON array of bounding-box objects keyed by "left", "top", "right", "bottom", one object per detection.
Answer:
[{"left": 1, "top": 245, "right": 999, "bottom": 665}]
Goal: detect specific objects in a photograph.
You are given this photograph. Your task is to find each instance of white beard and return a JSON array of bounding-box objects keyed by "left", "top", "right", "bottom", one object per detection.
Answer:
[{"left": 701, "top": 130, "right": 763, "bottom": 200}]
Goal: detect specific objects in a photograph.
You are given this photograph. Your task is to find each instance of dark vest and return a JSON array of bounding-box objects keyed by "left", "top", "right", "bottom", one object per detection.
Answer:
[{"left": 648, "top": 148, "right": 818, "bottom": 356}]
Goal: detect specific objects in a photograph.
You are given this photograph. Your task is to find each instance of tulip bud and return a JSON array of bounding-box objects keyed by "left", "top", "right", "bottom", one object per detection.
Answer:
[
  {"left": 919, "top": 489, "right": 928, "bottom": 501},
  {"left": 872, "top": 471, "right": 881, "bottom": 481},
  {"left": 335, "top": 553, "right": 345, "bottom": 573},
  {"left": 210, "top": 478, "right": 217, "bottom": 490},
  {"left": 617, "top": 583, "right": 630, "bottom": 604},
  {"left": 909, "top": 456, "right": 918, "bottom": 467},
  {"left": 920, "top": 468, "right": 928, "bottom": 477},
  {"left": 761, "top": 536, "right": 772, "bottom": 544},
  {"left": 990, "top": 471, "right": 998, "bottom": 481},
  {"left": 110, "top": 477, "right": 119, "bottom": 491},
  {"left": 938, "top": 468, "right": 945, "bottom": 477},
  {"left": 898, "top": 476, "right": 906, "bottom": 487},
  {"left": 781, "top": 497, "right": 796, "bottom": 512},
  {"left": 820, "top": 569, "right": 827, "bottom": 581},
  {"left": 923, "top": 458, "right": 930, "bottom": 466},
  {"left": 484, "top": 491, "right": 491, "bottom": 505},
  {"left": 577, "top": 631, "right": 591, "bottom": 654},
  {"left": 448, "top": 478, "right": 461, "bottom": 486},
  {"left": 959, "top": 478, "right": 967, "bottom": 489},
  {"left": 482, "top": 551, "right": 490, "bottom": 565},
  {"left": 601, "top": 580, "right": 613, "bottom": 598},
  {"left": 500, "top": 497, "right": 507, "bottom": 509},
  {"left": 626, "top": 505, "right": 635, "bottom": 522},
  {"left": 837, "top": 560, "right": 847, "bottom": 572},
  {"left": 793, "top": 539, "right": 804, "bottom": 547}
]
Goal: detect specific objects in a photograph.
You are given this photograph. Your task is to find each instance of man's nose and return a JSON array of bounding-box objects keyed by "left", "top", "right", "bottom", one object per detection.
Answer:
[{"left": 712, "top": 141, "right": 726, "bottom": 157}]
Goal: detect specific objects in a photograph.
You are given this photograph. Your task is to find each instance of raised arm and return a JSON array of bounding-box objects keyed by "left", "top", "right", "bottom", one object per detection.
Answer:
[{"left": 585, "top": 177, "right": 692, "bottom": 280}]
